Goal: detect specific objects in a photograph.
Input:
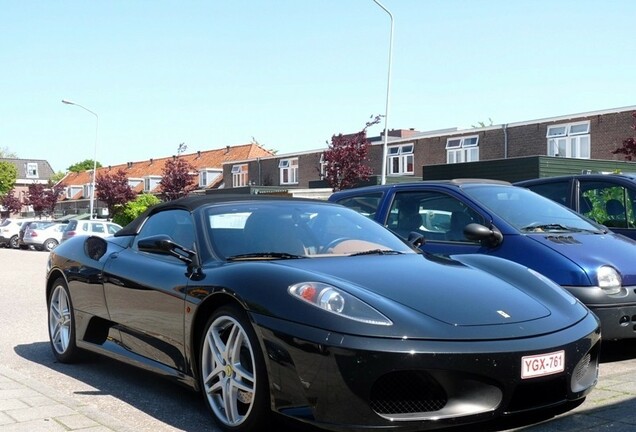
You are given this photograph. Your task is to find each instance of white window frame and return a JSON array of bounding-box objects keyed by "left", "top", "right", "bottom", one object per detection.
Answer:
[
  {"left": 25, "top": 162, "right": 38, "bottom": 178},
  {"left": 387, "top": 144, "right": 414, "bottom": 175},
  {"left": 143, "top": 175, "right": 162, "bottom": 192},
  {"left": 279, "top": 157, "right": 298, "bottom": 185},
  {"left": 66, "top": 185, "right": 83, "bottom": 199},
  {"left": 232, "top": 164, "right": 248, "bottom": 187},
  {"left": 446, "top": 136, "right": 480, "bottom": 164},
  {"left": 546, "top": 121, "right": 591, "bottom": 159},
  {"left": 127, "top": 178, "right": 143, "bottom": 189}
]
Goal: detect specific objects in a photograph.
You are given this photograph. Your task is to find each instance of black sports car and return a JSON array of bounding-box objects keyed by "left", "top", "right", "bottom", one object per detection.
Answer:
[{"left": 46, "top": 195, "right": 600, "bottom": 432}]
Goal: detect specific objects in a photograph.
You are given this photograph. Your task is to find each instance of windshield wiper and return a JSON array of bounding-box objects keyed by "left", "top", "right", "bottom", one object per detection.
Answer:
[
  {"left": 226, "top": 252, "right": 306, "bottom": 261},
  {"left": 349, "top": 249, "right": 404, "bottom": 257}
]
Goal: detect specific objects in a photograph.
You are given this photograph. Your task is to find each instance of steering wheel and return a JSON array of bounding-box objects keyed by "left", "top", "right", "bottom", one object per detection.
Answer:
[{"left": 320, "top": 237, "right": 351, "bottom": 253}]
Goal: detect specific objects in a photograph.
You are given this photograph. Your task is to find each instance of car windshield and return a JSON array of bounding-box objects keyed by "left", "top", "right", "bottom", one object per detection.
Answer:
[
  {"left": 463, "top": 185, "right": 605, "bottom": 233},
  {"left": 205, "top": 201, "right": 416, "bottom": 259}
]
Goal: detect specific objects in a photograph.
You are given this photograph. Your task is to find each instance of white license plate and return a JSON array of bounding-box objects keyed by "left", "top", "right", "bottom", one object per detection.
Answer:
[{"left": 521, "top": 350, "right": 565, "bottom": 379}]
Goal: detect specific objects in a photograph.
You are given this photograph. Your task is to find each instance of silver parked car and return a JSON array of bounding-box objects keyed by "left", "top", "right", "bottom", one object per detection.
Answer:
[
  {"left": 60, "top": 219, "right": 122, "bottom": 243},
  {"left": 22, "top": 222, "right": 68, "bottom": 251}
]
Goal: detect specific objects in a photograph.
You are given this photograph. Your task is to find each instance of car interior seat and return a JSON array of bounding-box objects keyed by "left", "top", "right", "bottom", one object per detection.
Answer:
[
  {"left": 604, "top": 199, "right": 627, "bottom": 228},
  {"left": 243, "top": 211, "right": 306, "bottom": 255},
  {"left": 447, "top": 211, "right": 474, "bottom": 241}
]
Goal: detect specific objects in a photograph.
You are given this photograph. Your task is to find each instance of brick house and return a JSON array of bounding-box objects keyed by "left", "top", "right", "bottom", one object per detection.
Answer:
[
  {"left": 55, "top": 143, "right": 273, "bottom": 218},
  {"left": 0, "top": 159, "right": 56, "bottom": 218},
  {"left": 221, "top": 106, "right": 636, "bottom": 190}
]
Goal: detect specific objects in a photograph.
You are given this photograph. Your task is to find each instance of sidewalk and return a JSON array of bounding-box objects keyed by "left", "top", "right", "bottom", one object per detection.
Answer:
[
  {"left": 1, "top": 360, "right": 636, "bottom": 431},
  {"left": 0, "top": 366, "right": 132, "bottom": 432}
]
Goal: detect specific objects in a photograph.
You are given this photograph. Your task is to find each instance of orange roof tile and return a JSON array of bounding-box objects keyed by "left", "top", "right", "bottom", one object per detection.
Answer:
[{"left": 57, "top": 143, "right": 273, "bottom": 188}]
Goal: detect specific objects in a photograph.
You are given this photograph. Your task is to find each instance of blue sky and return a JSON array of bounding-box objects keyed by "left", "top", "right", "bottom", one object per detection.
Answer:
[{"left": 2, "top": 0, "right": 635, "bottom": 172}]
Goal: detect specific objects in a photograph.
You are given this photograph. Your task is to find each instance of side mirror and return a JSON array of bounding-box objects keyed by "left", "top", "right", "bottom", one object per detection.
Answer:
[
  {"left": 464, "top": 223, "right": 503, "bottom": 247},
  {"left": 138, "top": 234, "right": 196, "bottom": 264}
]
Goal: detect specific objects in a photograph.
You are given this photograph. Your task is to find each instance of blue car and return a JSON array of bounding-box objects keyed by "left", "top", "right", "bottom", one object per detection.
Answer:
[{"left": 330, "top": 179, "right": 636, "bottom": 341}]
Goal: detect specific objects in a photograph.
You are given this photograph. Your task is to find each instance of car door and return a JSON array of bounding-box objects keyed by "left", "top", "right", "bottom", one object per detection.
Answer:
[
  {"left": 386, "top": 189, "right": 491, "bottom": 255},
  {"left": 102, "top": 209, "right": 195, "bottom": 372}
]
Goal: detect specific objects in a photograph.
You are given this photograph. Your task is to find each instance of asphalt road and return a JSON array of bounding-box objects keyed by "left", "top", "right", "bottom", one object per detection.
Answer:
[{"left": 2, "top": 247, "right": 636, "bottom": 432}]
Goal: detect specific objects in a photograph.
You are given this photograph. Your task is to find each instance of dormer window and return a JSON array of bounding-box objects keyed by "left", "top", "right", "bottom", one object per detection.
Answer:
[
  {"left": 143, "top": 175, "right": 162, "bottom": 192},
  {"left": 26, "top": 162, "right": 38, "bottom": 178}
]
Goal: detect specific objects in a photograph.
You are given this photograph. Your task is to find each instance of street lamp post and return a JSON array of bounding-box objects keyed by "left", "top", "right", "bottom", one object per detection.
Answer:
[
  {"left": 62, "top": 99, "right": 99, "bottom": 219},
  {"left": 372, "top": 0, "right": 394, "bottom": 185}
]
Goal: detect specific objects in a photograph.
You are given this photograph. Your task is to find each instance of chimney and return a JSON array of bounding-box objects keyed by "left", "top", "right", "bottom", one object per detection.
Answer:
[
  {"left": 150, "top": 158, "right": 153, "bottom": 165},
  {"left": 226, "top": 145, "right": 230, "bottom": 154}
]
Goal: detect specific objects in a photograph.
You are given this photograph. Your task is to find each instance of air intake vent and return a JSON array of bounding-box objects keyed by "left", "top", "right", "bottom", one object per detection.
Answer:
[
  {"left": 370, "top": 371, "right": 447, "bottom": 415},
  {"left": 545, "top": 235, "right": 581, "bottom": 244}
]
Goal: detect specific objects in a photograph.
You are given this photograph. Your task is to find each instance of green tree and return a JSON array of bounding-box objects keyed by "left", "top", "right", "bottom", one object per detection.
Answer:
[
  {"left": 50, "top": 171, "right": 66, "bottom": 183},
  {"left": 472, "top": 118, "right": 494, "bottom": 128},
  {"left": 0, "top": 161, "right": 17, "bottom": 196},
  {"left": 112, "top": 194, "right": 160, "bottom": 227},
  {"left": 67, "top": 159, "right": 102, "bottom": 173},
  {"left": 0, "top": 147, "right": 17, "bottom": 158}
]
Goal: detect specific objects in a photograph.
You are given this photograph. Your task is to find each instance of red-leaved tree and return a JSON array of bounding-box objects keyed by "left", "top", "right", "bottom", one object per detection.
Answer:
[
  {"left": 25, "top": 183, "right": 64, "bottom": 218},
  {"left": 160, "top": 143, "right": 197, "bottom": 201},
  {"left": 96, "top": 169, "right": 136, "bottom": 220},
  {"left": 1, "top": 189, "right": 22, "bottom": 215},
  {"left": 612, "top": 112, "right": 636, "bottom": 160},
  {"left": 322, "top": 115, "right": 381, "bottom": 192}
]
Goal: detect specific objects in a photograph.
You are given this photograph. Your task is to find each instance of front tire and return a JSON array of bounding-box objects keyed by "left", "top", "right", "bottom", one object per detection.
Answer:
[
  {"left": 199, "top": 305, "right": 269, "bottom": 432},
  {"left": 48, "top": 278, "right": 81, "bottom": 363},
  {"left": 9, "top": 235, "right": 18, "bottom": 249}
]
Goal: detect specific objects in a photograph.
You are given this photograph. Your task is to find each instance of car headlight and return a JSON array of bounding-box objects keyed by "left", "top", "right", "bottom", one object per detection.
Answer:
[
  {"left": 288, "top": 282, "right": 392, "bottom": 326},
  {"left": 597, "top": 266, "right": 622, "bottom": 295}
]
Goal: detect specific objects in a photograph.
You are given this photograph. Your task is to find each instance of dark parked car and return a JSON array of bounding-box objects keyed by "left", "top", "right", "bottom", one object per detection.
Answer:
[
  {"left": 515, "top": 173, "right": 636, "bottom": 240},
  {"left": 330, "top": 180, "right": 636, "bottom": 341},
  {"left": 46, "top": 195, "right": 599, "bottom": 432}
]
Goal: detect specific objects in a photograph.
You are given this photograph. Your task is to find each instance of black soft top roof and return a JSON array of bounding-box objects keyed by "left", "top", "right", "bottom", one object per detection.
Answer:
[{"left": 115, "top": 194, "right": 324, "bottom": 237}]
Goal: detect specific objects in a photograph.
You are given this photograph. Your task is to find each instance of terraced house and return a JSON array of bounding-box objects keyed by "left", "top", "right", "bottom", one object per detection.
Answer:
[
  {"left": 0, "top": 158, "right": 56, "bottom": 218},
  {"left": 220, "top": 105, "right": 636, "bottom": 190},
  {"left": 55, "top": 143, "right": 273, "bottom": 218}
]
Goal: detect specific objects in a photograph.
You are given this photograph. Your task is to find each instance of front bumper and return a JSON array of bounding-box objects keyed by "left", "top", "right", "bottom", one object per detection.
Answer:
[
  {"left": 252, "top": 312, "right": 600, "bottom": 432},
  {"left": 565, "top": 285, "right": 636, "bottom": 340}
]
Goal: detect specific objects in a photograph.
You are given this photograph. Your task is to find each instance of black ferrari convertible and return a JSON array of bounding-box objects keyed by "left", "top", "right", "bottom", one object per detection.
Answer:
[{"left": 45, "top": 195, "right": 600, "bottom": 432}]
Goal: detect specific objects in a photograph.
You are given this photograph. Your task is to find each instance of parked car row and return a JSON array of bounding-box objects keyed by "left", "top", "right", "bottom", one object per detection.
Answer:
[
  {"left": 0, "top": 218, "right": 122, "bottom": 251},
  {"left": 46, "top": 195, "right": 600, "bottom": 432}
]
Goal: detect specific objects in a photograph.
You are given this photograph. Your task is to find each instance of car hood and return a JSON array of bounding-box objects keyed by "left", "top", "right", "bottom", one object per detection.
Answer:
[
  {"left": 277, "top": 254, "right": 569, "bottom": 328},
  {"left": 527, "top": 232, "right": 636, "bottom": 285}
]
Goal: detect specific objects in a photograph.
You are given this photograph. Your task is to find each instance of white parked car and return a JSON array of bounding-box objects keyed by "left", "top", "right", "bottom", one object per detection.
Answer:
[
  {"left": 60, "top": 219, "right": 122, "bottom": 243},
  {"left": 22, "top": 222, "right": 68, "bottom": 251},
  {"left": 0, "top": 218, "right": 25, "bottom": 249}
]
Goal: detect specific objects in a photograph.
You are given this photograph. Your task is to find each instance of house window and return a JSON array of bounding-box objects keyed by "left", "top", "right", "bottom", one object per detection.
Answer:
[
  {"left": 143, "top": 176, "right": 162, "bottom": 192},
  {"left": 547, "top": 121, "right": 590, "bottom": 159},
  {"left": 446, "top": 136, "right": 479, "bottom": 164},
  {"left": 387, "top": 144, "right": 414, "bottom": 175},
  {"left": 279, "top": 158, "right": 298, "bottom": 185},
  {"left": 127, "top": 178, "right": 143, "bottom": 189},
  {"left": 26, "top": 163, "right": 38, "bottom": 178},
  {"left": 319, "top": 153, "right": 326, "bottom": 179},
  {"left": 232, "top": 164, "right": 248, "bottom": 187},
  {"left": 83, "top": 183, "right": 93, "bottom": 198},
  {"left": 199, "top": 168, "right": 221, "bottom": 187},
  {"left": 66, "top": 186, "right": 83, "bottom": 199}
]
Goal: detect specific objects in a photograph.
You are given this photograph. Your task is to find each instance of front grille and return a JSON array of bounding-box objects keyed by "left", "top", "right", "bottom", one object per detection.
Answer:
[
  {"left": 370, "top": 371, "right": 447, "bottom": 415},
  {"left": 573, "top": 353, "right": 591, "bottom": 383}
]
